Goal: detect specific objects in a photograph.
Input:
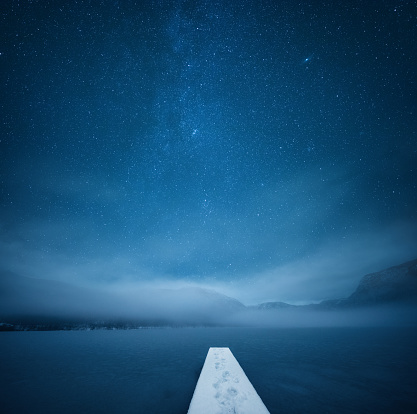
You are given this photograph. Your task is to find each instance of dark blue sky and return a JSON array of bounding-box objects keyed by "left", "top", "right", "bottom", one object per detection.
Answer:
[{"left": 1, "top": 0, "right": 416, "bottom": 304}]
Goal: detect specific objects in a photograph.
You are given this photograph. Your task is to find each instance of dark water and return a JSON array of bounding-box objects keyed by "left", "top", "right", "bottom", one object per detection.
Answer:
[{"left": 1, "top": 327, "right": 416, "bottom": 414}]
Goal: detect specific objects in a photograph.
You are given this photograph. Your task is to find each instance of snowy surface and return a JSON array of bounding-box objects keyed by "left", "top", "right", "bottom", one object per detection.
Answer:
[{"left": 188, "top": 347, "right": 270, "bottom": 414}]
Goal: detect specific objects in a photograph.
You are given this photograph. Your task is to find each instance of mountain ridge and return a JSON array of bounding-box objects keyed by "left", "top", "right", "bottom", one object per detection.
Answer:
[
  {"left": 256, "top": 258, "right": 417, "bottom": 311},
  {"left": 1, "top": 258, "right": 417, "bottom": 329}
]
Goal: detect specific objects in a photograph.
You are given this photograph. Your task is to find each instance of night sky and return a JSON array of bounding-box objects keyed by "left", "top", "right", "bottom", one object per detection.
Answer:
[{"left": 1, "top": 0, "right": 417, "bottom": 304}]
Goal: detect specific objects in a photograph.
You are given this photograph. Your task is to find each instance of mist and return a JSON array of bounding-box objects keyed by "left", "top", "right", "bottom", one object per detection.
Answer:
[
  {"left": 2, "top": 222, "right": 416, "bottom": 329},
  {"left": 1, "top": 269, "right": 416, "bottom": 329},
  {"left": 0, "top": 272, "right": 242, "bottom": 326},
  {"left": 230, "top": 305, "right": 417, "bottom": 328}
]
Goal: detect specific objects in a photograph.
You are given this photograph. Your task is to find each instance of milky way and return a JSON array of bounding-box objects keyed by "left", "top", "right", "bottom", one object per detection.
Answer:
[{"left": 1, "top": 1, "right": 416, "bottom": 303}]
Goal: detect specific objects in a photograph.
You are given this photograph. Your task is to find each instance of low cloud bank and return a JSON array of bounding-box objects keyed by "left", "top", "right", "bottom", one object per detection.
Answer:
[
  {"left": 1, "top": 271, "right": 416, "bottom": 328},
  {"left": 217, "top": 221, "right": 417, "bottom": 305},
  {"left": 1, "top": 220, "right": 417, "bottom": 307},
  {"left": 230, "top": 305, "right": 417, "bottom": 328},
  {"left": 0, "top": 272, "right": 243, "bottom": 326}
]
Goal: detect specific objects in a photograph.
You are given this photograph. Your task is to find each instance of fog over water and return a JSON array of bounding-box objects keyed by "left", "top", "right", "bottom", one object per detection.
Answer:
[{"left": 2, "top": 267, "right": 417, "bottom": 328}]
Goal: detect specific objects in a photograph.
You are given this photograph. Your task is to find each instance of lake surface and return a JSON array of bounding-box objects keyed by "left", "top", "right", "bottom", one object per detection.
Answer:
[{"left": 1, "top": 327, "right": 416, "bottom": 414}]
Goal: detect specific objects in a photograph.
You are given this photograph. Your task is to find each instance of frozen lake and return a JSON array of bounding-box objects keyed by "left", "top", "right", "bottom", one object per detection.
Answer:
[{"left": 1, "top": 327, "right": 417, "bottom": 413}]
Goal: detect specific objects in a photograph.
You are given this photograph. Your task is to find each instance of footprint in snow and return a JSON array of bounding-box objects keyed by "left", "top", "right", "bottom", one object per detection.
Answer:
[{"left": 227, "top": 387, "right": 238, "bottom": 397}]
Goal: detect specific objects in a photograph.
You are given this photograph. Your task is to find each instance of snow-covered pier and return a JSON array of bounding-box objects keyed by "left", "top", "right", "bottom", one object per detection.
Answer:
[{"left": 188, "top": 347, "right": 270, "bottom": 414}]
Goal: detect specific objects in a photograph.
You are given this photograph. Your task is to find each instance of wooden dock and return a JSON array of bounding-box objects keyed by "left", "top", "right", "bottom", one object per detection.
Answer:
[{"left": 188, "top": 347, "right": 270, "bottom": 414}]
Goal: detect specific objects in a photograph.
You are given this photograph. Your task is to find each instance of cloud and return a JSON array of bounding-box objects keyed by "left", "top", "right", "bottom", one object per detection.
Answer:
[
  {"left": 2, "top": 270, "right": 416, "bottom": 328},
  {"left": 0, "top": 271, "right": 247, "bottom": 326},
  {"left": 1, "top": 205, "right": 416, "bottom": 310},
  {"left": 213, "top": 220, "right": 417, "bottom": 305}
]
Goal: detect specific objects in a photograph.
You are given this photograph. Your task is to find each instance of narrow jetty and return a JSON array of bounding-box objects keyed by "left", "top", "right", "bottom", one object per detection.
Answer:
[{"left": 188, "top": 347, "right": 270, "bottom": 414}]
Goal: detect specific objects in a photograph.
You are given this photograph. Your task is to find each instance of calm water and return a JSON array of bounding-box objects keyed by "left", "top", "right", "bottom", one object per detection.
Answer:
[{"left": 1, "top": 327, "right": 416, "bottom": 414}]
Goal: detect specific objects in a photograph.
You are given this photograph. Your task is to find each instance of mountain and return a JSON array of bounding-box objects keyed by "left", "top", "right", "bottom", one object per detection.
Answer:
[
  {"left": 0, "top": 271, "right": 104, "bottom": 318},
  {"left": 257, "top": 258, "right": 417, "bottom": 310},
  {"left": 255, "top": 301, "right": 296, "bottom": 310},
  {"left": 2, "top": 258, "right": 417, "bottom": 330},
  {"left": 345, "top": 258, "right": 417, "bottom": 306},
  {"left": 172, "top": 287, "right": 246, "bottom": 313},
  {"left": 0, "top": 272, "right": 245, "bottom": 329}
]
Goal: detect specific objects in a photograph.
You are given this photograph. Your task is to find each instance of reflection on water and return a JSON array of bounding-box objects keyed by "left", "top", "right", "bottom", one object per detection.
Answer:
[{"left": 1, "top": 327, "right": 417, "bottom": 414}]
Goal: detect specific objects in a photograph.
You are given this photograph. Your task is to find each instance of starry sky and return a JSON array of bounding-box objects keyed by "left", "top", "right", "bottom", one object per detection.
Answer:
[{"left": 1, "top": 0, "right": 417, "bottom": 304}]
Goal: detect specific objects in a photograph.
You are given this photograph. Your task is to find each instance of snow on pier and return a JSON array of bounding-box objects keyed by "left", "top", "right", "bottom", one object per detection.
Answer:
[{"left": 188, "top": 347, "right": 270, "bottom": 414}]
